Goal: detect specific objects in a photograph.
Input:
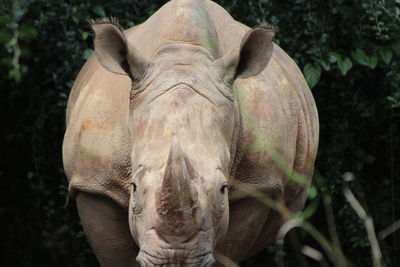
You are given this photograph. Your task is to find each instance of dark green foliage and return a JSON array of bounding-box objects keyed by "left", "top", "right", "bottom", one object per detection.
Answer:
[{"left": 1, "top": 0, "right": 399, "bottom": 266}]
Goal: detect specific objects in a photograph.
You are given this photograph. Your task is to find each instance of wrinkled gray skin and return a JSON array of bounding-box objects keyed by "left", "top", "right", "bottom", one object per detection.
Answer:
[{"left": 62, "top": 0, "right": 319, "bottom": 266}]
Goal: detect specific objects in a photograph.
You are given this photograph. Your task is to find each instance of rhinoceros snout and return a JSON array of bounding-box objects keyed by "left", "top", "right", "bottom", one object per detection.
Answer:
[{"left": 135, "top": 251, "right": 215, "bottom": 267}]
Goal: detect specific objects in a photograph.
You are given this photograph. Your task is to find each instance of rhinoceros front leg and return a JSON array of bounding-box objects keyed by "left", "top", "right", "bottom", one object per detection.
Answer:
[
  {"left": 215, "top": 198, "right": 282, "bottom": 265},
  {"left": 76, "top": 192, "right": 138, "bottom": 267}
]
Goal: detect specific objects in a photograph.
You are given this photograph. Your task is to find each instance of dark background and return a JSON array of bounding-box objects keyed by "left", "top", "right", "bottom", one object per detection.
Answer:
[{"left": 1, "top": 0, "right": 399, "bottom": 266}]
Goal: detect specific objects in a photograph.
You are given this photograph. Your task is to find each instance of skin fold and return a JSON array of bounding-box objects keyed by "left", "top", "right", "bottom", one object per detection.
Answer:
[{"left": 62, "top": 0, "right": 319, "bottom": 266}]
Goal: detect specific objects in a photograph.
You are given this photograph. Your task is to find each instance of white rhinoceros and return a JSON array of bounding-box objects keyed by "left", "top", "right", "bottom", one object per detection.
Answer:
[{"left": 62, "top": 0, "right": 319, "bottom": 266}]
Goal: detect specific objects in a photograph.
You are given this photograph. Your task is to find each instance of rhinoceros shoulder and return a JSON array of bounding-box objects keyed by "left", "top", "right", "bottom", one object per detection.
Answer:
[{"left": 63, "top": 57, "right": 132, "bottom": 208}]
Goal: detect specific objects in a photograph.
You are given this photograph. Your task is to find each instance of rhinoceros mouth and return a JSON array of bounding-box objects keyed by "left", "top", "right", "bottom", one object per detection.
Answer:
[{"left": 136, "top": 250, "right": 214, "bottom": 267}]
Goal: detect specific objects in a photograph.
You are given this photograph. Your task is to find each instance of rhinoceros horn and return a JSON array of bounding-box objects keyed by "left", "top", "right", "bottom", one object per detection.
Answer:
[{"left": 156, "top": 136, "right": 198, "bottom": 222}]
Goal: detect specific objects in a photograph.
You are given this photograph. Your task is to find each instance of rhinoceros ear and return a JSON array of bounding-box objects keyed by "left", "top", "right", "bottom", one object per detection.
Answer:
[
  {"left": 90, "top": 18, "right": 152, "bottom": 82},
  {"left": 214, "top": 26, "right": 275, "bottom": 83}
]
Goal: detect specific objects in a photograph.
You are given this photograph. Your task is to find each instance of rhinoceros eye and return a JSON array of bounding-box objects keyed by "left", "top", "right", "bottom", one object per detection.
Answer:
[
  {"left": 220, "top": 184, "right": 229, "bottom": 194},
  {"left": 130, "top": 182, "right": 137, "bottom": 192},
  {"left": 130, "top": 165, "right": 144, "bottom": 193}
]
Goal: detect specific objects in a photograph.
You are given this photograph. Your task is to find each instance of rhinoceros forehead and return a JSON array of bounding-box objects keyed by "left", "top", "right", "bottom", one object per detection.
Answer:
[
  {"left": 135, "top": 56, "right": 233, "bottom": 107},
  {"left": 130, "top": 79, "right": 234, "bottom": 137}
]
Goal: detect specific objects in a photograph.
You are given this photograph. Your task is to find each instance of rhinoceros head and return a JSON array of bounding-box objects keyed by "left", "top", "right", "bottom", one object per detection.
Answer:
[{"left": 90, "top": 18, "right": 273, "bottom": 266}]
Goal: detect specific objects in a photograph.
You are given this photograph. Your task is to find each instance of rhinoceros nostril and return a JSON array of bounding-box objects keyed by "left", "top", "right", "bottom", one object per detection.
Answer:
[
  {"left": 135, "top": 256, "right": 148, "bottom": 267},
  {"left": 201, "top": 254, "right": 216, "bottom": 267}
]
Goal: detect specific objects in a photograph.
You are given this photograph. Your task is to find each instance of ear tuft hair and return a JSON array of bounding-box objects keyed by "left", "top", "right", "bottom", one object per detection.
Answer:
[
  {"left": 257, "top": 22, "right": 277, "bottom": 32},
  {"left": 89, "top": 17, "right": 124, "bottom": 33}
]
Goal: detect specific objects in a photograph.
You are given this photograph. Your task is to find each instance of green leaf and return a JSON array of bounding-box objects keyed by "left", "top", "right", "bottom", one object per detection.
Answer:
[
  {"left": 71, "top": 15, "right": 79, "bottom": 24},
  {"left": 329, "top": 51, "right": 342, "bottom": 63},
  {"left": 81, "top": 32, "right": 89, "bottom": 40},
  {"left": 308, "top": 185, "right": 317, "bottom": 199},
  {"left": 303, "top": 63, "right": 321, "bottom": 89},
  {"left": 351, "top": 49, "right": 369, "bottom": 66},
  {"left": 338, "top": 57, "right": 352, "bottom": 76},
  {"left": 379, "top": 47, "right": 393, "bottom": 64},
  {"left": 83, "top": 48, "right": 93, "bottom": 60},
  {"left": 387, "top": 96, "right": 395, "bottom": 102},
  {"left": 0, "top": 30, "right": 12, "bottom": 44},
  {"left": 320, "top": 59, "right": 331, "bottom": 71},
  {"left": 351, "top": 49, "right": 378, "bottom": 69},
  {"left": 9, "top": 68, "right": 21, "bottom": 83},
  {"left": 392, "top": 40, "right": 400, "bottom": 55},
  {"left": 1, "top": 57, "right": 13, "bottom": 66},
  {"left": 0, "top": 15, "right": 11, "bottom": 25},
  {"left": 367, "top": 55, "right": 378, "bottom": 69},
  {"left": 19, "top": 25, "right": 38, "bottom": 38},
  {"left": 20, "top": 47, "right": 31, "bottom": 56},
  {"left": 92, "top": 5, "right": 106, "bottom": 17}
]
